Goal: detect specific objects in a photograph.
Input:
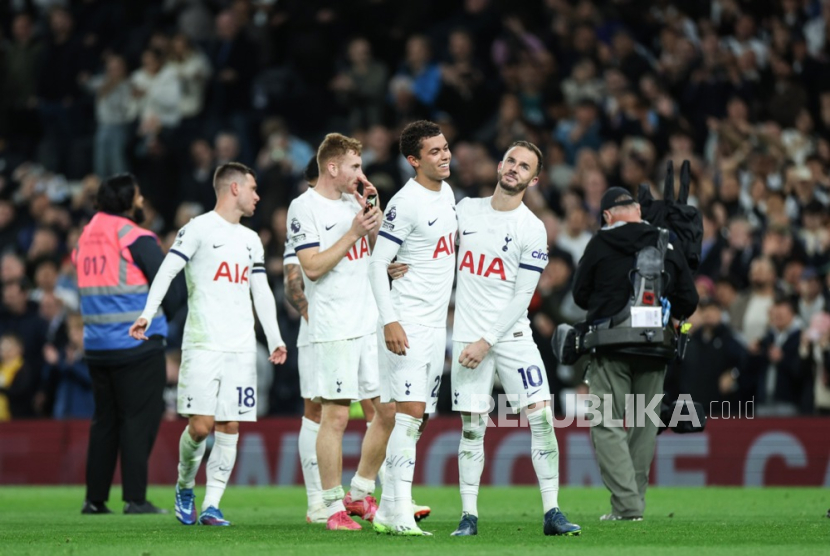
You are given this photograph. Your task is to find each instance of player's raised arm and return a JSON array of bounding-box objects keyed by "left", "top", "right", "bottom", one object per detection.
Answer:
[
  {"left": 289, "top": 203, "right": 378, "bottom": 282},
  {"left": 250, "top": 240, "right": 287, "bottom": 364},
  {"left": 357, "top": 176, "right": 382, "bottom": 249}
]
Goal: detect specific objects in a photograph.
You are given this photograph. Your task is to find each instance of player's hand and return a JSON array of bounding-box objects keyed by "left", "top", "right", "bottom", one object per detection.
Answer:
[
  {"left": 384, "top": 322, "right": 409, "bottom": 356},
  {"left": 270, "top": 345, "right": 288, "bottom": 365},
  {"left": 356, "top": 175, "right": 378, "bottom": 207},
  {"left": 129, "top": 318, "right": 149, "bottom": 340},
  {"left": 388, "top": 262, "right": 409, "bottom": 280},
  {"left": 459, "top": 339, "right": 491, "bottom": 369},
  {"left": 351, "top": 204, "right": 380, "bottom": 238}
]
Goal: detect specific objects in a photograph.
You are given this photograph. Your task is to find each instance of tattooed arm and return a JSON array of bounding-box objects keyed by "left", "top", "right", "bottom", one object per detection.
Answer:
[{"left": 283, "top": 263, "right": 308, "bottom": 321}]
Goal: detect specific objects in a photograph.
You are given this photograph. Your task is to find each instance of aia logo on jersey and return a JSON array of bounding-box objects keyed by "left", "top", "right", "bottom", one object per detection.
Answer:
[
  {"left": 213, "top": 262, "right": 249, "bottom": 284},
  {"left": 290, "top": 218, "right": 301, "bottom": 233},
  {"left": 459, "top": 251, "right": 506, "bottom": 280},
  {"left": 345, "top": 237, "right": 370, "bottom": 261},
  {"left": 432, "top": 233, "right": 455, "bottom": 258}
]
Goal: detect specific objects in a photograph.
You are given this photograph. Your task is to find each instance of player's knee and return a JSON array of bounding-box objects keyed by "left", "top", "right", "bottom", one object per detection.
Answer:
[
  {"left": 304, "top": 401, "right": 322, "bottom": 423},
  {"left": 322, "top": 404, "right": 350, "bottom": 431},
  {"left": 373, "top": 402, "right": 395, "bottom": 426},
  {"left": 188, "top": 419, "right": 213, "bottom": 441}
]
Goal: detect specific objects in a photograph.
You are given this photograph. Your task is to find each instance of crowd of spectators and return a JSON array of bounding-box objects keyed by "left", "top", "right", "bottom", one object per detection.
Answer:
[{"left": 2, "top": 0, "right": 830, "bottom": 420}]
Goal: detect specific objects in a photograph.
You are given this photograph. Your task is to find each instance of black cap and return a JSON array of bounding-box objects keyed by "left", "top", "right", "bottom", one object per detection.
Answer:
[{"left": 600, "top": 186, "right": 637, "bottom": 224}]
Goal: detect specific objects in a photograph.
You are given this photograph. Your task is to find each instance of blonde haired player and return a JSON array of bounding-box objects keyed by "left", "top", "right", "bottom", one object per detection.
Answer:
[
  {"left": 450, "top": 142, "right": 580, "bottom": 537},
  {"left": 287, "top": 133, "right": 396, "bottom": 531},
  {"left": 130, "top": 162, "right": 287, "bottom": 526}
]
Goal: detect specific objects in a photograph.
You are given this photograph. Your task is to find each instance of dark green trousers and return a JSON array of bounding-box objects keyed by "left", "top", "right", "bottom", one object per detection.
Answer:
[{"left": 587, "top": 352, "right": 665, "bottom": 518}]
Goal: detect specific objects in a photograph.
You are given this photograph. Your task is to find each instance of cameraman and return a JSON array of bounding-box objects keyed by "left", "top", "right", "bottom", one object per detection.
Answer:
[{"left": 573, "top": 187, "right": 697, "bottom": 521}]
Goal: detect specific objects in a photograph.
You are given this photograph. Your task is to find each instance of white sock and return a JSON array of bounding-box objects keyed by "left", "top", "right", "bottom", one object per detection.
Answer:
[
  {"left": 350, "top": 473, "right": 375, "bottom": 502},
  {"left": 528, "top": 406, "right": 560, "bottom": 512},
  {"left": 322, "top": 485, "right": 346, "bottom": 517},
  {"left": 177, "top": 426, "right": 206, "bottom": 489},
  {"left": 458, "top": 413, "right": 486, "bottom": 517},
  {"left": 387, "top": 413, "right": 421, "bottom": 526},
  {"left": 367, "top": 421, "right": 386, "bottom": 485},
  {"left": 377, "top": 448, "right": 394, "bottom": 521},
  {"left": 202, "top": 431, "right": 238, "bottom": 511},
  {"left": 300, "top": 417, "right": 323, "bottom": 509}
]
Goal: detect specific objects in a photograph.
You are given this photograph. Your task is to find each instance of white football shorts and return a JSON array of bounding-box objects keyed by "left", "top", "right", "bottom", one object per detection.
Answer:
[
  {"left": 378, "top": 322, "right": 446, "bottom": 414},
  {"left": 451, "top": 337, "right": 551, "bottom": 413},
  {"left": 298, "top": 344, "right": 315, "bottom": 400},
  {"left": 178, "top": 349, "right": 258, "bottom": 422},
  {"left": 312, "top": 333, "right": 380, "bottom": 402}
]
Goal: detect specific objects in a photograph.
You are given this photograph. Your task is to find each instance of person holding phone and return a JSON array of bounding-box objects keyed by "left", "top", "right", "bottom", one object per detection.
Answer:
[{"left": 286, "top": 133, "right": 395, "bottom": 531}]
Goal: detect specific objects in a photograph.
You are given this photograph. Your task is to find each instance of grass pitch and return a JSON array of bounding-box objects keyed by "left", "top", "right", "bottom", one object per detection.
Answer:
[{"left": 1, "top": 486, "right": 827, "bottom": 556}]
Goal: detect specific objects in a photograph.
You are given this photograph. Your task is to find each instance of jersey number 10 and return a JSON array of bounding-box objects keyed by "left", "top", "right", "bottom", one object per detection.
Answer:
[{"left": 517, "top": 366, "right": 543, "bottom": 389}]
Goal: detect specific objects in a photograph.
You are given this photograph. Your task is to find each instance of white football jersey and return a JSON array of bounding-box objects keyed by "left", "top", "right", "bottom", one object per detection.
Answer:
[
  {"left": 283, "top": 244, "right": 309, "bottom": 348},
  {"left": 453, "top": 197, "right": 549, "bottom": 342},
  {"left": 170, "top": 211, "right": 266, "bottom": 352},
  {"left": 376, "top": 178, "right": 457, "bottom": 327},
  {"left": 286, "top": 189, "right": 378, "bottom": 342}
]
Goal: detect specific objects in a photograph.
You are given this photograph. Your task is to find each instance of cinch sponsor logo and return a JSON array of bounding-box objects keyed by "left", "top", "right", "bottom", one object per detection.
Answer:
[{"left": 532, "top": 250, "right": 549, "bottom": 260}]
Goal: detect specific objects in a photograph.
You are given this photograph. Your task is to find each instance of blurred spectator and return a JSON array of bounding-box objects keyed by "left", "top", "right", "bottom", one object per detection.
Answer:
[
  {"left": 330, "top": 36, "right": 388, "bottom": 130},
  {"left": 556, "top": 206, "right": 592, "bottom": 262},
  {"left": 1, "top": 252, "right": 26, "bottom": 283},
  {"left": 205, "top": 9, "right": 258, "bottom": 160},
  {"left": 43, "top": 313, "right": 93, "bottom": 419},
  {"left": 721, "top": 216, "right": 758, "bottom": 289},
  {"left": 675, "top": 298, "right": 747, "bottom": 411},
  {"left": 546, "top": 141, "right": 575, "bottom": 191},
  {"left": 181, "top": 138, "right": 215, "bottom": 209},
  {"left": 735, "top": 257, "right": 777, "bottom": 345},
  {"left": 215, "top": 131, "right": 240, "bottom": 166},
  {"left": 36, "top": 7, "right": 86, "bottom": 177},
  {"left": 756, "top": 298, "right": 810, "bottom": 415},
  {"left": 0, "top": 278, "right": 48, "bottom": 374},
  {"left": 167, "top": 33, "right": 211, "bottom": 123},
  {"left": 607, "top": 29, "right": 653, "bottom": 85},
  {"left": 436, "top": 28, "right": 491, "bottom": 136},
  {"left": 799, "top": 310, "right": 830, "bottom": 415},
  {"left": 796, "top": 266, "right": 827, "bottom": 324},
  {"left": 85, "top": 54, "right": 136, "bottom": 178},
  {"left": 362, "top": 125, "right": 403, "bottom": 205},
  {"left": 395, "top": 34, "right": 442, "bottom": 109},
  {"left": 554, "top": 99, "right": 602, "bottom": 164},
  {"left": 0, "top": 333, "right": 37, "bottom": 419},
  {"left": 697, "top": 207, "right": 727, "bottom": 280},
  {"left": 0, "top": 13, "right": 43, "bottom": 151},
  {"left": 131, "top": 48, "right": 183, "bottom": 139},
  {"left": 561, "top": 58, "right": 605, "bottom": 108},
  {"left": 30, "top": 256, "right": 78, "bottom": 311}
]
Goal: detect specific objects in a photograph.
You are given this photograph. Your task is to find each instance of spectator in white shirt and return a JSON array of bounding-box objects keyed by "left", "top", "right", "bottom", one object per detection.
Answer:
[
  {"left": 167, "top": 33, "right": 212, "bottom": 120},
  {"left": 85, "top": 54, "right": 136, "bottom": 177},
  {"left": 131, "top": 48, "right": 182, "bottom": 138}
]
